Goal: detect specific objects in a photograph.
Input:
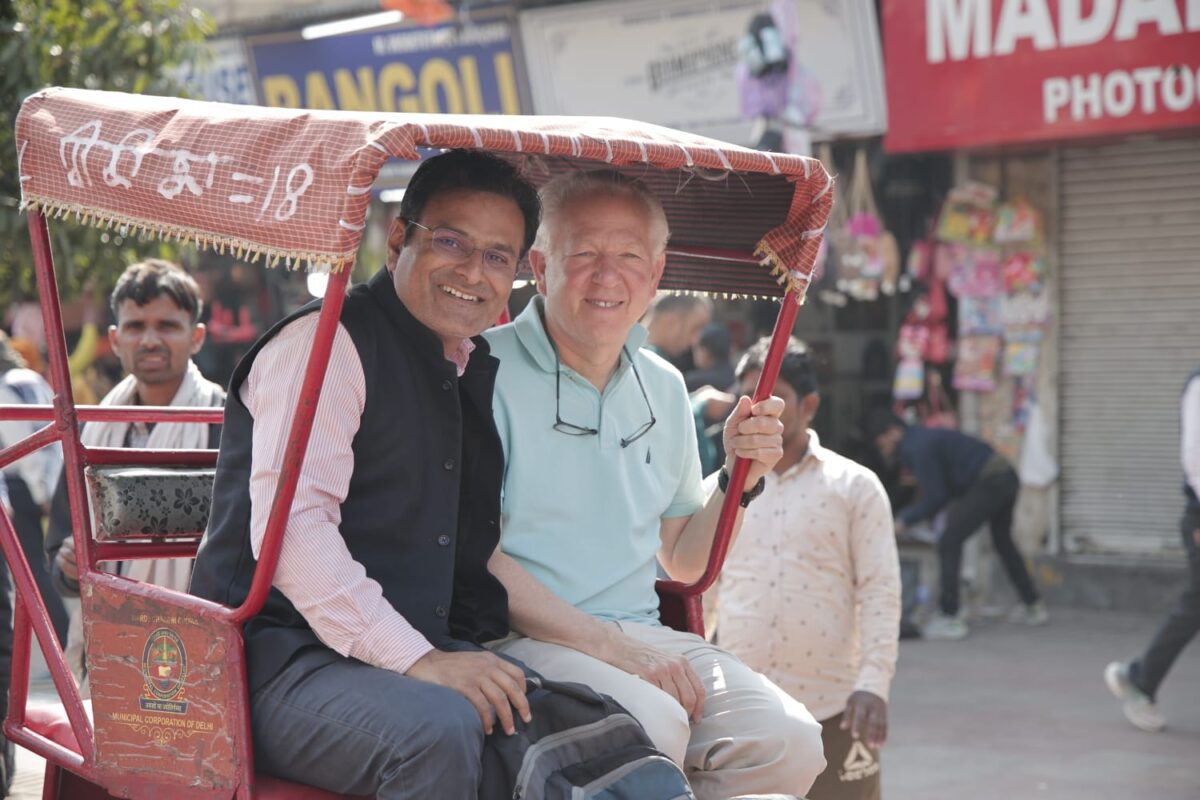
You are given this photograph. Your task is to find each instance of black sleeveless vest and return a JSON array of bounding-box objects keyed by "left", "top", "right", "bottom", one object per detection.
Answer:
[{"left": 190, "top": 268, "right": 509, "bottom": 691}]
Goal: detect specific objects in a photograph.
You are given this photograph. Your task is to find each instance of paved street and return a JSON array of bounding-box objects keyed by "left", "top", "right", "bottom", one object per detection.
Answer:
[
  {"left": 8, "top": 608, "right": 1197, "bottom": 798},
  {"left": 885, "top": 608, "right": 1200, "bottom": 799}
]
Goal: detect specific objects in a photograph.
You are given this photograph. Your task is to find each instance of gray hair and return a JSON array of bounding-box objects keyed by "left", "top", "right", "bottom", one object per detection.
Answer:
[
  {"left": 647, "top": 293, "right": 712, "bottom": 319},
  {"left": 534, "top": 170, "right": 670, "bottom": 255}
]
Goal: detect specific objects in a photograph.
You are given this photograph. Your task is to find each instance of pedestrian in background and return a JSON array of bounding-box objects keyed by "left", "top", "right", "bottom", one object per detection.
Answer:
[
  {"left": 866, "top": 409, "right": 1046, "bottom": 639},
  {"left": 45, "top": 260, "right": 224, "bottom": 688},
  {"left": 1105, "top": 366, "right": 1200, "bottom": 732},
  {"left": 717, "top": 337, "right": 900, "bottom": 800},
  {"left": 685, "top": 322, "right": 736, "bottom": 393},
  {"left": 643, "top": 294, "right": 712, "bottom": 373},
  {"left": 0, "top": 332, "right": 63, "bottom": 799}
]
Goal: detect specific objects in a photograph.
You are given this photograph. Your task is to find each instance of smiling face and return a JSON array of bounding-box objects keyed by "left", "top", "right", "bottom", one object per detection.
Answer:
[
  {"left": 387, "top": 189, "right": 526, "bottom": 356},
  {"left": 109, "top": 296, "right": 205, "bottom": 394},
  {"left": 531, "top": 191, "right": 666, "bottom": 366}
]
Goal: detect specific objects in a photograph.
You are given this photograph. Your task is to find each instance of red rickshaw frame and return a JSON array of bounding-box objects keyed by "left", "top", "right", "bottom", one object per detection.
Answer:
[{"left": 2, "top": 87, "right": 832, "bottom": 798}]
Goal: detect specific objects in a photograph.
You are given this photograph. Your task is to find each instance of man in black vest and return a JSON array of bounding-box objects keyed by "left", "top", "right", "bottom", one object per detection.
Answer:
[{"left": 190, "top": 150, "right": 541, "bottom": 799}]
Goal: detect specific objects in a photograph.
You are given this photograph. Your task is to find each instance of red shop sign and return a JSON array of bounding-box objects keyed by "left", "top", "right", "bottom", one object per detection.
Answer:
[{"left": 883, "top": 0, "right": 1200, "bottom": 152}]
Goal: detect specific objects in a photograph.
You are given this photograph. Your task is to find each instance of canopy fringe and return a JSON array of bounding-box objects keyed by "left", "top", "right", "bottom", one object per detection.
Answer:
[
  {"left": 20, "top": 195, "right": 352, "bottom": 274},
  {"left": 754, "top": 240, "right": 811, "bottom": 302}
]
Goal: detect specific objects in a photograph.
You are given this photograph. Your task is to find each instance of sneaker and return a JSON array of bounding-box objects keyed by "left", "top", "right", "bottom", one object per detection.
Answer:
[
  {"left": 923, "top": 613, "right": 969, "bottom": 640},
  {"left": 1104, "top": 661, "right": 1166, "bottom": 732},
  {"left": 1007, "top": 601, "right": 1050, "bottom": 626}
]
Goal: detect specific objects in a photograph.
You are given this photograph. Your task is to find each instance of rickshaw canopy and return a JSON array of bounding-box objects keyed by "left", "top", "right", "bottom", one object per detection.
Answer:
[
  {"left": 16, "top": 87, "right": 832, "bottom": 298},
  {"left": 6, "top": 87, "right": 834, "bottom": 799}
]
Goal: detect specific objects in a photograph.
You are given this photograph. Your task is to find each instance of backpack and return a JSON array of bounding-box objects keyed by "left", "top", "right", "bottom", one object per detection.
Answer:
[
  {"left": 480, "top": 677, "right": 695, "bottom": 800},
  {"left": 739, "top": 13, "right": 789, "bottom": 78}
]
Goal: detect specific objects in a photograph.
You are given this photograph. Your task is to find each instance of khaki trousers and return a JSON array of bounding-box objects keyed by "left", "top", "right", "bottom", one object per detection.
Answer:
[{"left": 491, "top": 621, "right": 825, "bottom": 800}]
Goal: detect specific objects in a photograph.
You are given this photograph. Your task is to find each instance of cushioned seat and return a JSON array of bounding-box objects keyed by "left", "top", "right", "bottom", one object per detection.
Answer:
[
  {"left": 85, "top": 466, "right": 216, "bottom": 540},
  {"left": 25, "top": 703, "right": 367, "bottom": 799}
]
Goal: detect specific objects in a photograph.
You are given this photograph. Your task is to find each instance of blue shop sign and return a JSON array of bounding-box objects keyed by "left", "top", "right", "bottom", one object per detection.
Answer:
[{"left": 248, "top": 18, "right": 523, "bottom": 115}]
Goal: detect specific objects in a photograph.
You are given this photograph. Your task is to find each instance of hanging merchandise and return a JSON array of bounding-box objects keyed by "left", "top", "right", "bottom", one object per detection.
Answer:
[
  {"left": 907, "top": 237, "right": 936, "bottom": 284},
  {"left": 1018, "top": 400, "right": 1059, "bottom": 487},
  {"left": 941, "top": 244, "right": 1002, "bottom": 298},
  {"left": 1001, "top": 250, "right": 1046, "bottom": 293},
  {"left": 1001, "top": 290, "right": 1051, "bottom": 337},
  {"left": 830, "top": 148, "right": 901, "bottom": 301},
  {"left": 893, "top": 314, "right": 929, "bottom": 401},
  {"left": 1004, "top": 339, "right": 1041, "bottom": 377},
  {"left": 892, "top": 284, "right": 951, "bottom": 403},
  {"left": 893, "top": 357, "right": 925, "bottom": 401},
  {"left": 953, "top": 334, "right": 1001, "bottom": 392},
  {"left": 959, "top": 295, "right": 1003, "bottom": 336},
  {"left": 897, "top": 288, "right": 949, "bottom": 361},
  {"left": 935, "top": 181, "right": 997, "bottom": 246},
  {"left": 993, "top": 199, "right": 1043, "bottom": 245}
]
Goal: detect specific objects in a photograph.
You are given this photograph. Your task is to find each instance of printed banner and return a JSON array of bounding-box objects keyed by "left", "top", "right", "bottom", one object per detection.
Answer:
[
  {"left": 518, "top": 0, "right": 886, "bottom": 147},
  {"left": 247, "top": 16, "right": 524, "bottom": 115},
  {"left": 884, "top": 0, "right": 1200, "bottom": 151}
]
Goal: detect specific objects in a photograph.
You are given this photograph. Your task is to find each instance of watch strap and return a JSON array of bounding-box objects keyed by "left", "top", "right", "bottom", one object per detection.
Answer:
[{"left": 718, "top": 466, "right": 766, "bottom": 508}]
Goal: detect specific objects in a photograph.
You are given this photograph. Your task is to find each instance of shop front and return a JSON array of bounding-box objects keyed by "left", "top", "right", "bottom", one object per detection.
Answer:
[{"left": 883, "top": 0, "right": 1200, "bottom": 572}]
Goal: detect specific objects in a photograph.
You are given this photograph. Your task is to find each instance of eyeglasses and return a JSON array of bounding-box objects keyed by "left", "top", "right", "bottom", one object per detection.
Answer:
[
  {"left": 553, "top": 346, "right": 657, "bottom": 448},
  {"left": 405, "top": 219, "right": 518, "bottom": 273}
]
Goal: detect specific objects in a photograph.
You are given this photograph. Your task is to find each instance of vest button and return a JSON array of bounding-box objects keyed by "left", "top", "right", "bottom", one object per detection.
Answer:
[
  {"left": 443, "top": 459, "right": 455, "bottom": 470},
  {"left": 434, "top": 605, "right": 448, "bottom": 618},
  {"left": 437, "top": 534, "right": 451, "bottom": 546},
  {"left": 442, "top": 379, "right": 452, "bottom": 391}
]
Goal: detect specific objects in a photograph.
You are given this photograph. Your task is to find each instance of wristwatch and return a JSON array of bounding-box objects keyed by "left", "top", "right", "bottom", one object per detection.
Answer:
[{"left": 717, "top": 466, "right": 766, "bottom": 508}]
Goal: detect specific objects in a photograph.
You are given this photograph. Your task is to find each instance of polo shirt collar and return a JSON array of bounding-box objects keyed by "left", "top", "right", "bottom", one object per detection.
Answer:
[{"left": 512, "top": 296, "right": 650, "bottom": 376}]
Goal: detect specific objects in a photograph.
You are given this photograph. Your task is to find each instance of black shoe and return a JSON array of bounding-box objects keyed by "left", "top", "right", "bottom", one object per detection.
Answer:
[{"left": 899, "top": 616, "right": 923, "bottom": 640}]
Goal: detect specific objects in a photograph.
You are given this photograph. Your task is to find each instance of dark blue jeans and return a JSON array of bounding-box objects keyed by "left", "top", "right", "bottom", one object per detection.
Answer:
[
  {"left": 251, "top": 646, "right": 487, "bottom": 799},
  {"left": 1129, "top": 506, "right": 1200, "bottom": 700}
]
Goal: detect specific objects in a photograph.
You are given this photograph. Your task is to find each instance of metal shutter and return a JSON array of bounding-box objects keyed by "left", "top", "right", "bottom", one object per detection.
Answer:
[{"left": 1059, "top": 136, "right": 1200, "bottom": 560}]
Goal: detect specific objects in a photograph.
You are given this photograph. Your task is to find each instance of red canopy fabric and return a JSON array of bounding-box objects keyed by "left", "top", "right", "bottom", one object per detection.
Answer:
[{"left": 16, "top": 87, "right": 832, "bottom": 298}]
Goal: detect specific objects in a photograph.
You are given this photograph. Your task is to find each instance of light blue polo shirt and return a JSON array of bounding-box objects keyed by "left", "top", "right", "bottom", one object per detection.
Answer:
[{"left": 484, "top": 297, "right": 705, "bottom": 624}]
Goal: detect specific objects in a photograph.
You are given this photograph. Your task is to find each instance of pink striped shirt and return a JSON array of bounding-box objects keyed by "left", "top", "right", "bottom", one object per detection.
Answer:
[{"left": 242, "top": 312, "right": 474, "bottom": 674}]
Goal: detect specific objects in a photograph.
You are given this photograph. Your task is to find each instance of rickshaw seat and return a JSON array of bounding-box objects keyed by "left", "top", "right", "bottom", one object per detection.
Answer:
[
  {"left": 85, "top": 466, "right": 216, "bottom": 540},
  {"left": 656, "top": 582, "right": 704, "bottom": 636},
  {"left": 25, "top": 702, "right": 368, "bottom": 799}
]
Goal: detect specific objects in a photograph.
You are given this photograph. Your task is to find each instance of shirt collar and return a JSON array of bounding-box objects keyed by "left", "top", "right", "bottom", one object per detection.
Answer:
[
  {"left": 775, "top": 429, "right": 828, "bottom": 481},
  {"left": 367, "top": 266, "right": 485, "bottom": 377},
  {"left": 448, "top": 338, "right": 476, "bottom": 377},
  {"left": 511, "top": 296, "right": 649, "bottom": 375}
]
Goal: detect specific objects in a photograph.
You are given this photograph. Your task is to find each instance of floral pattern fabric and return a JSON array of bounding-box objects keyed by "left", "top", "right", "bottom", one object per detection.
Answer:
[{"left": 86, "top": 467, "right": 215, "bottom": 539}]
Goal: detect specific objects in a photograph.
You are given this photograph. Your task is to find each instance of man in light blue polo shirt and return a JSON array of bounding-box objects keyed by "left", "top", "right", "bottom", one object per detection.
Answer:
[{"left": 485, "top": 171, "right": 825, "bottom": 800}]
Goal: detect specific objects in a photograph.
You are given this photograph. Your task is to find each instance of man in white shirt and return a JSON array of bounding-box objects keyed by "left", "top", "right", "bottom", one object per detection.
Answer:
[
  {"left": 716, "top": 336, "right": 901, "bottom": 800},
  {"left": 1105, "top": 366, "right": 1200, "bottom": 732},
  {"left": 45, "top": 261, "right": 225, "bottom": 689}
]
